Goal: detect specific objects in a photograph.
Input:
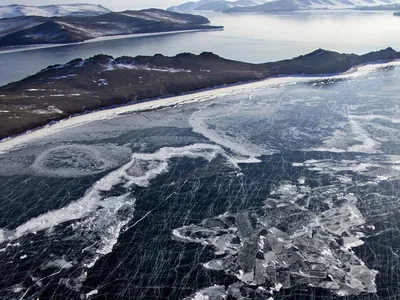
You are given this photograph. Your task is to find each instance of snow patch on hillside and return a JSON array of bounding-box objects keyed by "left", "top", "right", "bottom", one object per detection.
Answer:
[
  {"left": 122, "top": 11, "right": 190, "bottom": 24},
  {"left": 169, "top": 0, "right": 400, "bottom": 11},
  {"left": 168, "top": 0, "right": 280, "bottom": 11},
  {"left": 0, "top": 4, "right": 111, "bottom": 19}
]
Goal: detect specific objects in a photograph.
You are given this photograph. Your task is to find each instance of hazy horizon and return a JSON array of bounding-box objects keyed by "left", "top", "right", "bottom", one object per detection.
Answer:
[{"left": 0, "top": 0, "right": 185, "bottom": 10}]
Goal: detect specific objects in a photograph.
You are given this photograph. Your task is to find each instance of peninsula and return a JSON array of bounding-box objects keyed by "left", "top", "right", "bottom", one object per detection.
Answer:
[
  {"left": 0, "top": 47, "right": 399, "bottom": 140},
  {"left": 0, "top": 8, "right": 222, "bottom": 47}
]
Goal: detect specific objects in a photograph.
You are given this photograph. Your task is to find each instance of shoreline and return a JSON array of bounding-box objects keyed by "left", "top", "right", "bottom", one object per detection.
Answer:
[
  {"left": 1, "top": 59, "right": 398, "bottom": 154},
  {"left": 0, "top": 28, "right": 223, "bottom": 55}
]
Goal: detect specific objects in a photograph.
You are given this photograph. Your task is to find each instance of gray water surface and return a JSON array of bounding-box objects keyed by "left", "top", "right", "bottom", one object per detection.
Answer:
[{"left": 1, "top": 10, "right": 400, "bottom": 86}]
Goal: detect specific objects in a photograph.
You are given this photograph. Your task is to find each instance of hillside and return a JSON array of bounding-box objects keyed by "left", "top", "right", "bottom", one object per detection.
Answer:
[
  {"left": 0, "top": 9, "right": 222, "bottom": 47},
  {"left": 168, "top": 0, "right": 267, "bottom": 12},
  {"left": 0, "top": 4, "right": 111, "bottom": 19},
  {"left": 223, "top": 0, "right": 400, "bottom": 12}
]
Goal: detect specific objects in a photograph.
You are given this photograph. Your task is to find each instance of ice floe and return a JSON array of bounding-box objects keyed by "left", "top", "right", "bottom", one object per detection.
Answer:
[{"left": 176, "top": 163, "right": 379, "bottom": 299}]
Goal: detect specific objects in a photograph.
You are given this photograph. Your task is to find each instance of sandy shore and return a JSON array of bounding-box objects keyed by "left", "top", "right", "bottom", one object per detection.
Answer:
[{"left": 0, "top": 60, "right": 398, "bottom": 154}]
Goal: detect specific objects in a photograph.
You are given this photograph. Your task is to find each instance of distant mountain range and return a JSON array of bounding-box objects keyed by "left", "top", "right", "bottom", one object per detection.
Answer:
[
  {"left": 169, "top": 0, "right": 400, "bottom": 12},
  {"left": 0, "top": 8, "right": 223, "bottom": 47},
  {"left": 356, "top": 3, "right": 400, "bottom": 10},
  {"left": 225, "top": 0, "right": 399, "bottom": 12},
  {"left": 168, "top": 0, "right": 269, "bottom": 12},
  {"left": 0, "top": 4, "right": 111, "bottom": 19}
]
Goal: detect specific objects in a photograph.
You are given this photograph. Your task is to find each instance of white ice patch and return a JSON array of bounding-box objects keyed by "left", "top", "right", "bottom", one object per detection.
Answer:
[
  {"left": 32, "top": 105, "right": 63, "bottom": 115},
  {"left": 189, "top": 106, "right": 267, "bottom": 161},
  {"left": 49, "top": 74, "right": 77, "bottom": 80},
  {"left": 178, "top": 151, "right": 382, "bottom": 298},
  {"left": 28, "top": 144, "right": 132, "bottom": 178},
  {"left": 0, "top": 143, "right": 226, "bottom": 294},
  {"left": 229, "top": 156, "right": 262, "bottom": 164},
  {"left": 184, "top": 285, "right": 227, "bottom": 300},
  {"left": 272, "top": 183, "right": 298, "bottom": 196},
  {"left": 42, "top": 258, "right": 74, "bottom": 270},
  {"left": 98, "top": 79, "right": 108, "bottom": 86},
  {"left": 86, "top": 289, "right": 99, "bottom": 298},
  {"left": 301, "top": 156, "right": 400, "bottom": 182},
  {"left": 124, "top": 143, "right": 222, "bottom": 187},
  {"left": 316, "top": 111, "right": 400, "bottom": 154},
  {"left": 191, "top": 293, "right": 209, "bottom": 300},
  {"left": 347, "top": 116, "right": 381, "bottom": 154},
  {"left": 11, "top": 284, "right": 24, "bottom": 293},
  {"left": 297, "top": 177, "right": 306, "bottom": 184},
  {"left": 0, "top": 143, "right": 223, "bottom": 245},
  {"left": 343, "top": 236, "right": 365, "bottom": 249}
]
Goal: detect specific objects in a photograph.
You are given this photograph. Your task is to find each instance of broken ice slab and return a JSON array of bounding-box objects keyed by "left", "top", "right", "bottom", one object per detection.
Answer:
[
  {"left": 343, "top": 235, "right": 365, "bottom": 249},
  {"left": 173, "top": 180, "right": 378, "bottom": 298},
  {"left": 236, "top": 211, "right": 255, "bottom": 241},
  {"left": 184, "top": 285, "right": 227, "bottom": 300}
]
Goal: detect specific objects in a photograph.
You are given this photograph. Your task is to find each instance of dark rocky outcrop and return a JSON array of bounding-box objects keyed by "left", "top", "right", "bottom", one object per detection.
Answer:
[
  {"left": 0, "top": 20, "right": 92, "bottom": 45},
  {"left": 0, "top": 47, "right": 399, "bottom": 140},
  {"left": 263, "top": 47, "right": 400, "bottom": 75}
]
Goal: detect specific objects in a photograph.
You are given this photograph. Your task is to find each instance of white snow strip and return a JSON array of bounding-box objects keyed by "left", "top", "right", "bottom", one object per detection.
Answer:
[
  {"left": 86, "top": 290, "right": 99, "bottom": 298},
  {"left": 106, "top": 62, "right": 191, "bottom": 73},
  {"left": 0, "top": 29, "right": 222, "bottom": 55}
]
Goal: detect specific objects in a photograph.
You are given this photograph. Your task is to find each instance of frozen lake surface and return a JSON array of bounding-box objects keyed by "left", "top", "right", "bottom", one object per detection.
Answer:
[{"left": 0, "top": 63, "right": 400, "bottom": 299}]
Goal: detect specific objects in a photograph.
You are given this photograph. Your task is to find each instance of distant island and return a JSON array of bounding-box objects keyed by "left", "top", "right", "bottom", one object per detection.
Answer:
[
  {"left": 0, "top": 8, "right": 222, "bottom": 47},
  {"left": 168, "top": 0, "right": 268, "bottom": 12},
  {"left": 0, "top": 47, "right": 399, "bottom": 140},
  {"left": 169, "top": 0, "right": 400, "bottom": 12}
]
